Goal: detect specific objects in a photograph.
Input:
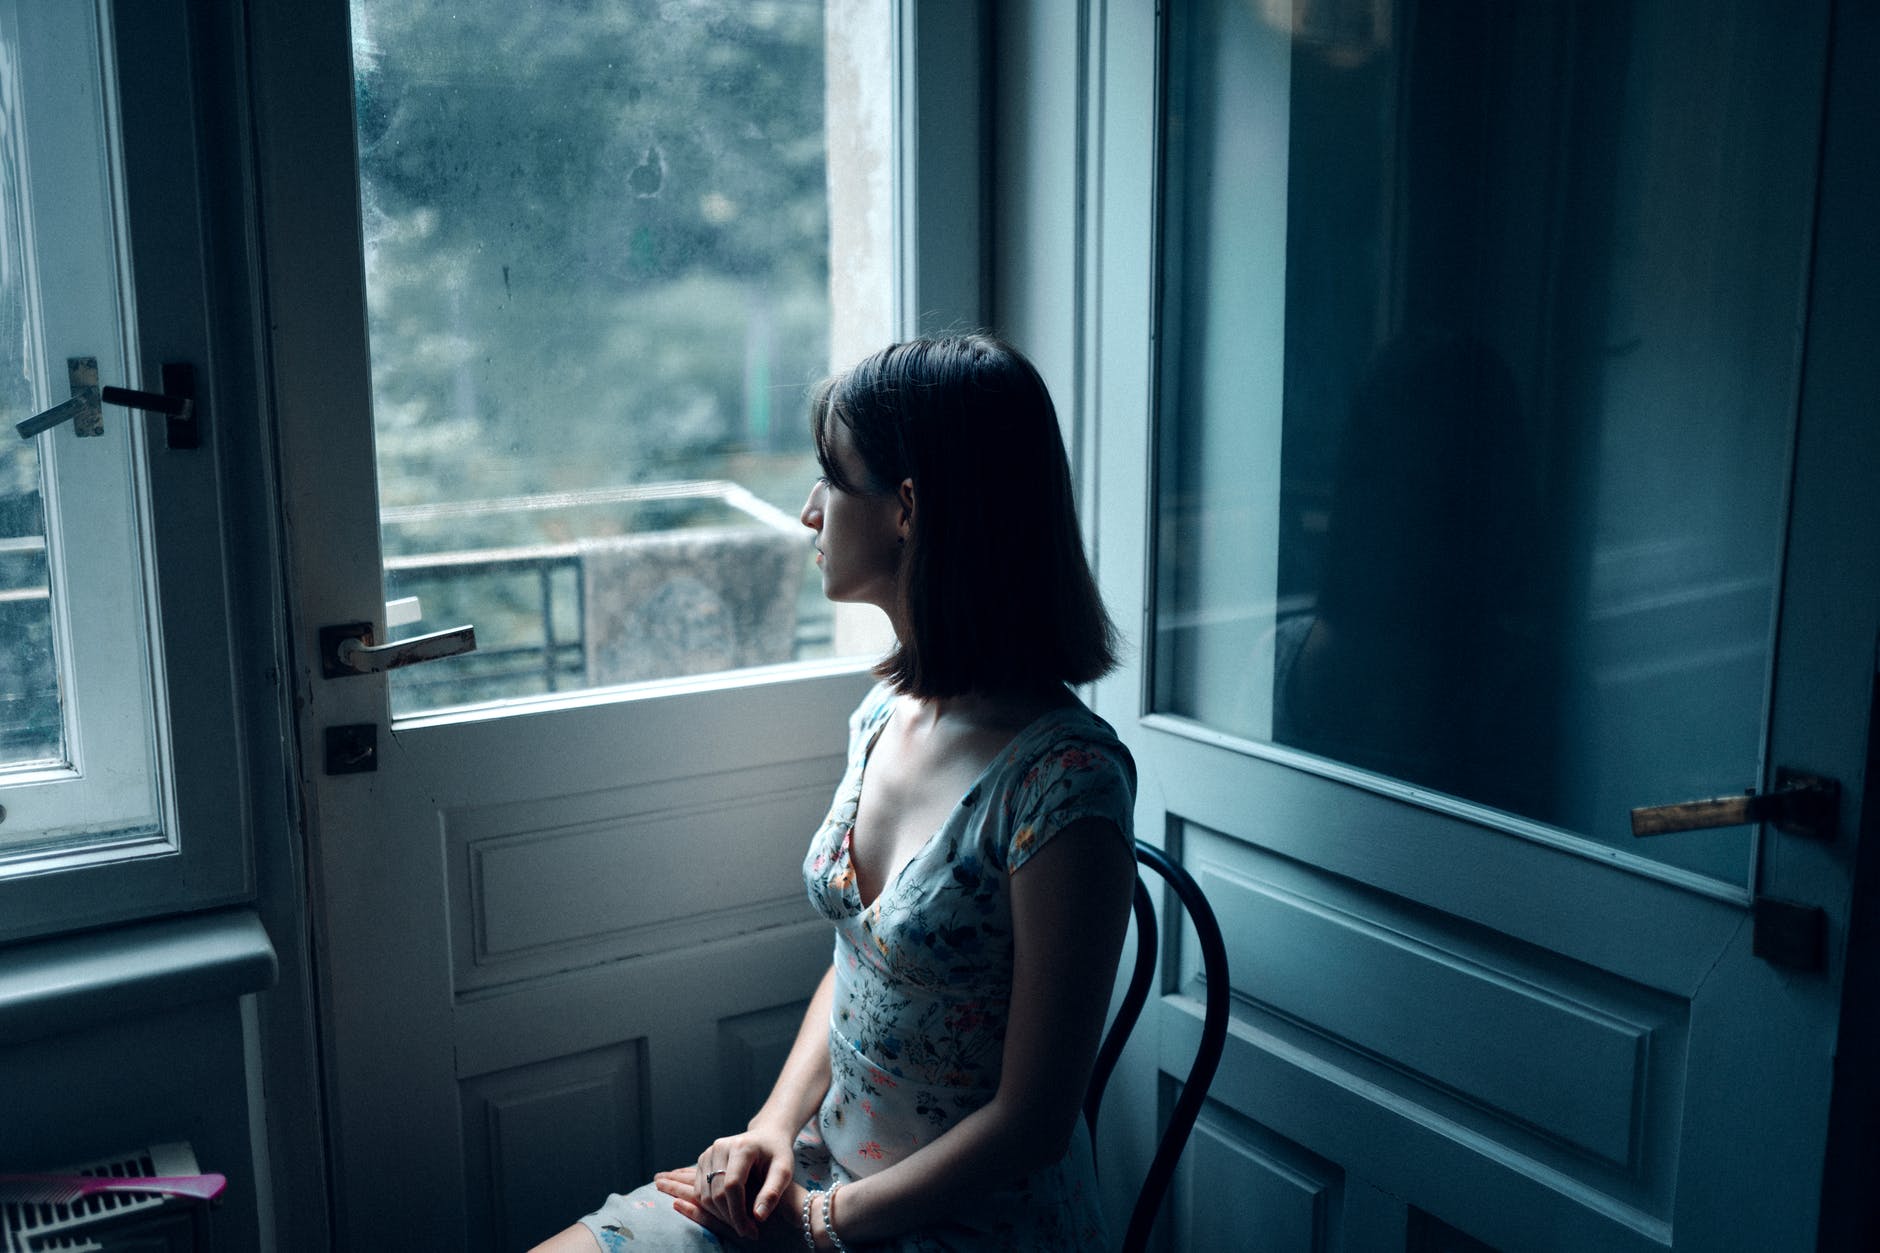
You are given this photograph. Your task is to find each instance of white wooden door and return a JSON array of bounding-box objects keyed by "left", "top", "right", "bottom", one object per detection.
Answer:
[
  {"left": 245, "top": 2, "right": 984, "bottom": 1249},
  {"left": 1085, "top": 1, "right": 1877, "bottom": 1249}
]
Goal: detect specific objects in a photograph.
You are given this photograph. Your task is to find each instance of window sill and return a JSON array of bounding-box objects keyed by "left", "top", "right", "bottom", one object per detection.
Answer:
[{"left": 0, "top": 908, "right": 277, "bottom": 1047}]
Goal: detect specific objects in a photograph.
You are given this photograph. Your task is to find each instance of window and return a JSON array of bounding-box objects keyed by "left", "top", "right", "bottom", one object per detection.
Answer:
[
  {"left": 347, "top": 0, "right": 896, "bottom": 717},
  {"left": 0, "top": 0, "right": 164, "bottom": 867},
  {"left": 0, "top": 0, "right": 247, "bottom": 940}
]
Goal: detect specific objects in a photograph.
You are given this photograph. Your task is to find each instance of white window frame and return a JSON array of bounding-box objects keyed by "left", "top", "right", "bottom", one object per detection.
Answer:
[
  {"left": 0, "top": 0, "right": 251, "bottom": 944},
  {"left": 0, "top": 0, "right": 168, "bottom": 863}
]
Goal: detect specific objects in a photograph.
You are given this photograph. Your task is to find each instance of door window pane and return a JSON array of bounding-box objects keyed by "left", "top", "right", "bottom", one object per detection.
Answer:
[
  {"left": 1154, "top": 0, "right": 1827, "bottom": 881},
  {"left": 350, "top": 0, "right": 894, "bottom": 716}
]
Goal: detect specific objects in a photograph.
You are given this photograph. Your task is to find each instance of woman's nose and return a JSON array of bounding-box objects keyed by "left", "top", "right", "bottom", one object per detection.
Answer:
[{"left": 800, "top": 481, "right": 825, "bottom": 530}]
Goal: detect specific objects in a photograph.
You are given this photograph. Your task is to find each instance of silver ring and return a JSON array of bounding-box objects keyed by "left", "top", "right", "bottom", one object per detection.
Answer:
[{"left": 706, "top": 1168, "right": 725, "bottom": 1181}]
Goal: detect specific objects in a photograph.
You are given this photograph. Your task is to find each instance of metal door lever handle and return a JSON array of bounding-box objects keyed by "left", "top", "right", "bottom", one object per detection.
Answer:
[
  {"left": 1630, "top": 768, "right": 1839, "bottom": 841},
  {"left": 320, "top": 621, "right": 477, "bottom": 678}
]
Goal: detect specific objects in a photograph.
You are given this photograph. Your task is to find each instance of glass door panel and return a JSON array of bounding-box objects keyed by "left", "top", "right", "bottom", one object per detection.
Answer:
[
  {"left": 348, "top": 0, "right": 893, "bottom": 716},
  {"left": 1154, "top": 0, "right": 1829, "bottom": 882}
]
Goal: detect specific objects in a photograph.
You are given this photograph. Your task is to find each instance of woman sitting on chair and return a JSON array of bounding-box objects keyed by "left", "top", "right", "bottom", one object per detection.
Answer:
[{"left": 533, "top": 334, "right": 1138, "bottom": 1252}]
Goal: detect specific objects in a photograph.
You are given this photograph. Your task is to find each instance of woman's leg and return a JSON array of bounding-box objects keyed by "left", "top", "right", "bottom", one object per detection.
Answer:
[
  {"left": 527, "top": 1225, "right": 602, "bottom": 1253},
  {"left": 528, "top": 1181, "right": 727, "bottom": 1252}
]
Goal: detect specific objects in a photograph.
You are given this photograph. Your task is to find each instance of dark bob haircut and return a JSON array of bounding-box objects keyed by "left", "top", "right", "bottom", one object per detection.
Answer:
[{"left": 810, "top": 334, "right": 1118, "bottom": 699}]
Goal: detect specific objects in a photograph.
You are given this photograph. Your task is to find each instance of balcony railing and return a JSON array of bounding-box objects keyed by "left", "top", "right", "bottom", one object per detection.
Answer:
[
  {"left": 2, "top": 481, "right": 823, "bottom": 735},
  {"left": 377, "top": 480, "right": 820, "bottom": 712},
  {"left": 0, "top": 534, "right": 56, "bottom": 763}
]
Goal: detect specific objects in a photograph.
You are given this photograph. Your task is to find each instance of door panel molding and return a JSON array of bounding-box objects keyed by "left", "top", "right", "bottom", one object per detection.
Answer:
[
  {"left": 1145, "top": 747, "right": 1743, "bottom": 995},
  {"left": 452, "top": 922, "right": 832, "bottom": 1082},
  {"left": 1164, "top": 1007, "right": 1672, "bottom": 1252},
  {"left": 459, "top": 1041, "right": 648, "bottom": 1253},
  {"left": 1179, "top": 1104, "right": 1341, "bottom": 1252},
  {"left": 1198, "top": 865, "right": 1659, "bottom": 1169},
  {"left": 448, "top": 758, "right": 842, "bottom": 991}
]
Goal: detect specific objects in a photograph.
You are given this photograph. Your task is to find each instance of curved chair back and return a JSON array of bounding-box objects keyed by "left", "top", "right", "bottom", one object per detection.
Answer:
[{"left": 1084, "top": 841, "right": 1232, "bottom": 1253}]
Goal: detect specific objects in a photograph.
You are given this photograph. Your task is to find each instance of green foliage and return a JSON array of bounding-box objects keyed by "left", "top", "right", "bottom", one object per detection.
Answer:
[
  {"left": 349, "top": 0, "right": 838, "bottom": 709},
  {"left": 352, "top": 0, "right": 831, "bottom": 527}
]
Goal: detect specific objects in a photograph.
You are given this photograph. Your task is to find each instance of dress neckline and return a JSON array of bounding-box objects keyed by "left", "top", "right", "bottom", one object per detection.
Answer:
[{"left": 845, "top": 692, "right": 1082, "bottom": 912}]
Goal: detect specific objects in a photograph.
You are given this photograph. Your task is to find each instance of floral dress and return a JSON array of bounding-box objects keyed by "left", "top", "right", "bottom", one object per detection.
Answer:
[{"left": 578, "top": 683, "right": 1137, "bottom": 1252}]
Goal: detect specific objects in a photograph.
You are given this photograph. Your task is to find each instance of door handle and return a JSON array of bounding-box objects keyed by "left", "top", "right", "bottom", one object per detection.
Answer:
[
  {"left": 1631, "top": 767, "right": 1841, "bottom": 973},
  {"left": 320, "top": 620, "right": 477, "bottom": 678},
  {"left": 1629, "top": 767, "right": 1839, "bottom": 841},
  {"left": 15, "top": 357, "right": 199, "bottom": 449}
]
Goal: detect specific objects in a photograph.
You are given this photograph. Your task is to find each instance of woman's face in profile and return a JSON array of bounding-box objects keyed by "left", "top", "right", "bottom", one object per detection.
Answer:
[{"left": 800, "top": 421, "right": 904, "bottom": 611}]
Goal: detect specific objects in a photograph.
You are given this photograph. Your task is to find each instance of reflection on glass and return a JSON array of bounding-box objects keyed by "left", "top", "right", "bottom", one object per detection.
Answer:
[
  {"left": 0, "top": 29, "right": 58, "bottom": 770},
  {"left": 350, "top": 0, "right": 892, "bottom": 715},
  {"left": 1155, "top": 0, "right": 1827, "bottom": 880}
]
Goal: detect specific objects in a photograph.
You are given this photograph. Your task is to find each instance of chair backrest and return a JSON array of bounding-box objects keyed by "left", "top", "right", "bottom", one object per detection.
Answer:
[{"left": 1084, "top": 841, "right": 1232, "bottom": 1253}]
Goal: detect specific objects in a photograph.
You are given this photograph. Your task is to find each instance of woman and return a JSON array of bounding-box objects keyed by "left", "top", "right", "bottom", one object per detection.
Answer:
[{"left": 533, "top": 335, "right": 1137, "bottom": 1251}]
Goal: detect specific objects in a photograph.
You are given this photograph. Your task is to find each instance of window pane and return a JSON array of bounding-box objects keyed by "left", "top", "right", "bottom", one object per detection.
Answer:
[
  {"left": 1155, "top": 0, "right": 1826, "bottom": 881},
  {"left": 0, "top": 100, "right": 59, "bottom": 769},
  {"left": 350, "top": 0, "right": 893, "bottom": 717}
]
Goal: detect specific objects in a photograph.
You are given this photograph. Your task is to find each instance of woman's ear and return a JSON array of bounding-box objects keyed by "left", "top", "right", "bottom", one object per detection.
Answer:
[{"left": 898, "top": 478, "right": 915, "bottom": 538}]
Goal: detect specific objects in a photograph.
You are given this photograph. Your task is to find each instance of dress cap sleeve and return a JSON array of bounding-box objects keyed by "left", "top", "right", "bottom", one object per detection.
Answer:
[{"left": 1004, "top": 726, "right": 1137, "bottom": 873}]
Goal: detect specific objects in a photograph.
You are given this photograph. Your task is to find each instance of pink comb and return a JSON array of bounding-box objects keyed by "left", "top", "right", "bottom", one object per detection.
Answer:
[{"left": 0, "top": 1173, "right": 226, "bottom": 1205}]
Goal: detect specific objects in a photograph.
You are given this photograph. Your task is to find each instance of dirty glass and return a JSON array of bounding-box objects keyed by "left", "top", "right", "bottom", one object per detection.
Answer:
[
  {"left": 1154, "top": 0, "right": 1827, "bottom": 882},
  {"left": 350, "top": 0, "right": 893, "bottom": 716},
  {"left": 0, "top": 44, "right": 59, "bottom": 770}
]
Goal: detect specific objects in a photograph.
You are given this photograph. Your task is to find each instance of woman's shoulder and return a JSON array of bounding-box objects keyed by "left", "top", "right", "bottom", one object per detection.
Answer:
[
  {"left": 1037, "top": 696, "right": 1132, "bottom": 761},
  {"left": 994, "top": 697, "right": 1136, "bottom": 805},
  {"left": 986, "top": 697, "right": 1136, "bottom": 870}
]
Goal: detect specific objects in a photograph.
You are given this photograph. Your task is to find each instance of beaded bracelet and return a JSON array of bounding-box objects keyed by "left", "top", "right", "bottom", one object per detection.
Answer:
[
  {"left": 822, "top": 1181, "right": 852, "bottom": 1253},
  {"left": 800, "top": 1188, "right": 818, "bottom": 1250}
]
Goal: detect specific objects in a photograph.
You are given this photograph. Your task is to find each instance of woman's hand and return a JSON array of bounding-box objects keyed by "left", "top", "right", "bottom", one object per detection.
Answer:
[
  {"left": 653, "top": 1166, "right": 808, "bottom": 1249},
  {"left": 656, "top": 1123, "right": 798, "bottom": 1241}
]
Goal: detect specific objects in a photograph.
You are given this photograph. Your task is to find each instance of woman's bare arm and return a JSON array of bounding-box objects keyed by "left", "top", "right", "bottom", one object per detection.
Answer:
[
  {"left": 662, "top": 963, "right": 836, "bottom": 1237},
  {"left": 532, "top": 967, "right": 836, "bottom": 1251},
  {"left": 750, "top": 962, "right": 838, "bottom": 1139}
]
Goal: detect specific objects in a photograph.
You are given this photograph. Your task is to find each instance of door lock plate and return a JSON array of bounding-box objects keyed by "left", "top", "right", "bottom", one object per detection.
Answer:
[
  {"left": 324, "top": 724, "right": 378, "bottom": 775},
  {"left": 1752, "top": 896, "right": 1827, "bottom": 972}
]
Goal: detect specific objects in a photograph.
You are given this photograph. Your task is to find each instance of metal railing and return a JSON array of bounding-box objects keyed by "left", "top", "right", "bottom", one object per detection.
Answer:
[
  {"left": 2, "top": 481, "right": 827, "bottom": 721},
  {"left": 378, "top": 480, "right": 816, "bottom": 709}
]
